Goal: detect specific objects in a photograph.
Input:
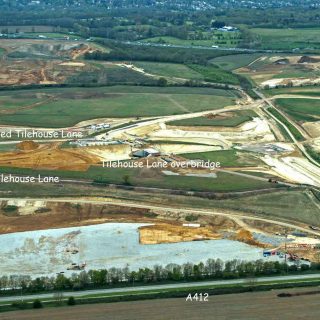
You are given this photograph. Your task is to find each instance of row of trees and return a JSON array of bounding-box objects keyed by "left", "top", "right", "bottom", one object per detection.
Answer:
[
  {"left": 85, "top": 40, "right": 235, "bottom": 65},
  {"left": 0, "top": 259, "right": 318, "bottom": 295}
]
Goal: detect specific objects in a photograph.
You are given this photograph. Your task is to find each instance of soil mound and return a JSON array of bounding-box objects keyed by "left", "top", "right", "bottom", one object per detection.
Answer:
[
  {"left": 298, "top": 56, "right": 320, "bottom": 64},
  {"left": 274, "top": 58, "right": 289, "bottom": 65},
  {"left": 17, "top": 140, "right": 39, "bottom": 151}
]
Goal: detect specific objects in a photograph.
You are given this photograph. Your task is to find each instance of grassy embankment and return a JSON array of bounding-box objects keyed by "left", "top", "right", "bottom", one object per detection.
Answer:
[
  {"left": 275, "top": 98, "right": 320, "bottom": 122},
  {"left": 0, "top": 86, "right": 237, "bottom": 128},
  {"left": 168, "top": 110, "right": 257, "bottom": 127}
]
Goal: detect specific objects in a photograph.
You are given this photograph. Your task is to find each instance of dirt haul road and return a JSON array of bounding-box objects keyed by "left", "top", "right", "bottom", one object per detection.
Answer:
[
  {"left": 254, "top": 89, "right": 320, "bottom": 168},
  {"left": 0, "top": 142, "right": 100, "bottom": 171},
  {"left": 271, "top": 94, "right": 320, "bottom": 101},
  {"left": 104, "top": 101, "right": 262, "bottom": 140},
  {"left": 0, "top": 197, "right": 319, "bottom": 237}
]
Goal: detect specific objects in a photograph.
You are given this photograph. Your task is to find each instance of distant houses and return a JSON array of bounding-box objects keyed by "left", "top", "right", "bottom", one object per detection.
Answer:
[{"left": 217, "top": 26, "right": 238, "bottom": 32}]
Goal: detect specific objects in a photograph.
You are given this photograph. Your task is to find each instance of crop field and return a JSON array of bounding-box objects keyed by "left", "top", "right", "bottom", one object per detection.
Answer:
[
  {"left": 275, "top": 98, "right": 320, "bottom": 122},
  {"left": 140, "top": 31, "right": 241, "bottom": 47},
  {"left": 4, "top": 287, "right": 320, "bottom": 320},
  {"left": 250, "top": 28, "right": 320, "bottom": 50},
  {"left": 133, "top": 62, "right": 203, "bottom": 79},
  {"left": 0, "top": 86, "right": 237, "bottom": 127},
  {"left": 168, "top": 110, "right": 257, "bottom": 127},
  {"left": 211, "top": 53, "right": 263, "bottom": 71}
]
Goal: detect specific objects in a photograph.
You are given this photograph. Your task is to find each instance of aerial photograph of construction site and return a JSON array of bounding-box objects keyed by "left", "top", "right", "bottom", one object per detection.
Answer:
[{"left": 0, "top": 1, "right": 320, "bottom": 319}]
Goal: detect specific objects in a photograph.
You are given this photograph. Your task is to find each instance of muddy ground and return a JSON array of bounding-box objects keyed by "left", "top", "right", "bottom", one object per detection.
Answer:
[
  {"left": 0, "top": 142, "right": 101, "bottom": 170},
  {"left": 0, "top": 39, "right": 97, "bottom": 85},
  {"left": 0, "top": 201, "right": 159, "bottom": 234}
]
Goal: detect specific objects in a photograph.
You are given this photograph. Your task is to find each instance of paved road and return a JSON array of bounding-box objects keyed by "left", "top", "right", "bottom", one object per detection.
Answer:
[
  {"left": 0, "top": 273, "right": 319, "bottom": 303},
  {"left": 122, "top": 40, "right": 284, "bottom": 54}
]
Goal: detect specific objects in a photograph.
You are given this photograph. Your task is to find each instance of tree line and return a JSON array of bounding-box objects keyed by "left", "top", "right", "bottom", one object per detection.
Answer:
[
  {"left": 85, "top": 40, "right": 237, "bottom": 65},
  {"left": 1, "top": 258, "right": 318, "bottom": 295}
]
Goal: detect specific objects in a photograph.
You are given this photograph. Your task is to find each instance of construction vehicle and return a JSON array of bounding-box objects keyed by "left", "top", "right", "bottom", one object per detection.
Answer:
[{"left": 67, "top": 262, "right": 86, "bottom": 271}]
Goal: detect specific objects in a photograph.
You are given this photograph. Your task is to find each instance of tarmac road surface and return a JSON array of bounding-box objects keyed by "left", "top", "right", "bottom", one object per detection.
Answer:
[
  {"left": 0, "top": 273, "right": 319, "bottom": 303},
  {"left": 1, "top": 287, "right": 318, "bottom": 320}
]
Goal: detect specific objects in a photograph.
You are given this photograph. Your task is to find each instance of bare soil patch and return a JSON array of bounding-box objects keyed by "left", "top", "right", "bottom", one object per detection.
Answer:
[{"left": 139, "top": 223, "right": 221, "bottom": 244}]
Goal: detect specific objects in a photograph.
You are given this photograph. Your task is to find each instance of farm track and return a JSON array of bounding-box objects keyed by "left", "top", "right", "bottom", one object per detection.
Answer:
[
  {"left": 165, "top": 94, "right": 190, "bottom": 113},
  {"left": 0, "top": 96, "right": 55, "bottom": 115},
  {"left": 71, "top": 44, "right": 91, "bottom": 60}
]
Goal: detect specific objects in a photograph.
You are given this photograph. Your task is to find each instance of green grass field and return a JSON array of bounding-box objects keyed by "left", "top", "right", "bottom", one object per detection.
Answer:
[
  {"left": 250, "top": 28, "right": 320, "bottom": 50},
  {"left": 0, "top": 164, "right": 276, "bottom": 192},
  {"left": 0, "top": 86, "right": 237, "bottom": 127},
  {"left": 134, "top": 62, "right": 203, "bottom": 79},
  {"left": 133, "top": 62, "right": 240, "bottom": 85},
  {"left": 275, "top": 98, "right": 320, "bottom": 122},
  {"left": 262, "top": 87, "right": 320, "bottom": 97},
  {"left": 0, "top": 175, "right": 315, "bottom": 225},
  {"left": 267, "top": 107, "right": 304, "bottom": 141},
  {"left": 271, "top": 66, "right": 320, "bottom": 80},
  {"left": 140, "top": 32, "right": 241, "bottom": 48},
  {"left": 168, "top": 110, "right": 257, "bottom": 127},
  {"left": 211, "top": 53, "right": 263, "bottom": 71},
  {"left": 187, "top": 64, "right": 240, "bottom": 85},
  {"left": 220, "top": 190, "right": 320, "bottom": 225},
  {"left": 0, "top": 96, "right": 43, "bottom": 111},
  {"left": 182, "top": 150, "right": 247, "bottom": 167},
  {"left": 0, "top": 144, "right": 16, "bottom": 152}
]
